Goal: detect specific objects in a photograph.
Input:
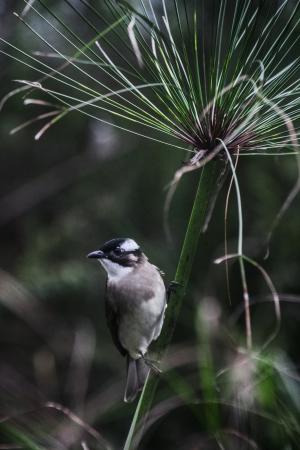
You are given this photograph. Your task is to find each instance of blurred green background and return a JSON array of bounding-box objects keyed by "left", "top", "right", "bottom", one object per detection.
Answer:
[{"left": 1, "top": 1, "right": 300, "bottom": 449}]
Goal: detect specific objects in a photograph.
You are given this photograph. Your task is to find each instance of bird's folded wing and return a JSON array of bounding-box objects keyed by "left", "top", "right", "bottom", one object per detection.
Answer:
[{"left": 105, "top": 293, "right": 127, "bottom": 356}]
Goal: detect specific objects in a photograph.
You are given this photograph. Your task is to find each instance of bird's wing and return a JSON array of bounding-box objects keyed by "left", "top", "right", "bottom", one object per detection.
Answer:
[{"left": 105, "top": 290, "right": 127, "bottom": 357}]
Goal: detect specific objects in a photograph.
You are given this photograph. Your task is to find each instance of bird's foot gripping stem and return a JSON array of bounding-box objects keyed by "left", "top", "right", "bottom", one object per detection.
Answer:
[
  {"left": 167, "top": 280, "right": 182, "bottom": 301},
  {"left": 140, "top": 354, "right": 162, "bottom": 374}
]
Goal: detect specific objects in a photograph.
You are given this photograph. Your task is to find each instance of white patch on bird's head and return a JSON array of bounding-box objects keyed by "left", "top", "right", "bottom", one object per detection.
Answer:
[
  {"left": 119, "top": 238, "right": 140, "bottom": 252},
  {"left": 99, "top": 258, "right": 133, "bottom": 280}
]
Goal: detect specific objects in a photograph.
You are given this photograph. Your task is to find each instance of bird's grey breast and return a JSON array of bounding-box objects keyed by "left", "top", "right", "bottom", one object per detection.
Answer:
[{"left": 107, "top": 262, "right": 166, "bottom": 358}]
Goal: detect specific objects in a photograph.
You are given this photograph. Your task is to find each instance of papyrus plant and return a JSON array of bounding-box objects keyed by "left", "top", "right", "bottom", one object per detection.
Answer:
[{"left": 1, "top": 0, "right": 300, "bottom": 448}]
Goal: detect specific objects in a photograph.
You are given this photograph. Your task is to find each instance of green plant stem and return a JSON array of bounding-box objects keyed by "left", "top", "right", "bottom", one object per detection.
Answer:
[
  {"left": 1, "top": 424, "right": 45, "bottom": 450},
  {"left": 124, "top": 160, "right": 220, "bottom": 450}
]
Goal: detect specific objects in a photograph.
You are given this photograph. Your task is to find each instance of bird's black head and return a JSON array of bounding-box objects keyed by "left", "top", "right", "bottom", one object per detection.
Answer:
[{"left": 87, "top": 238, "right": 143, "bottom": 269}]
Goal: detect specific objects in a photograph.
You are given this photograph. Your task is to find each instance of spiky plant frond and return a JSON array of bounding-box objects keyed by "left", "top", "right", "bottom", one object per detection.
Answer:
[{"left": 1, "top": 0, "right": 300, "bottom": 160}]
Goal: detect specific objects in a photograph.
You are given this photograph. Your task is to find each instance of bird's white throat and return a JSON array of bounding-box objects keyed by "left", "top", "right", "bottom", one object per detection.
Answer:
[{"left": 98, "top": 258, "right": 133, "bottom": 280}]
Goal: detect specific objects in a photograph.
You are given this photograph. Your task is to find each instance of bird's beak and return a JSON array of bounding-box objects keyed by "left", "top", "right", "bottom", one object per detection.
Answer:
[{"left": 87, "top": 250, "right": 105, "bottom": 259}]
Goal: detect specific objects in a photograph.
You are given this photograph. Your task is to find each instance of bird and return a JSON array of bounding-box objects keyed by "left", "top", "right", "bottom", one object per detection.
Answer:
[{"left": 87, "top": 238, "right": 167, "bottom": 402}]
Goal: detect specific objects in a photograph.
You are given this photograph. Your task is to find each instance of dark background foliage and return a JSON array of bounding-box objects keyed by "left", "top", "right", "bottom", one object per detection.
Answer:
[{"left": 0, "top": 1, "right": 300, "bottom": 449}]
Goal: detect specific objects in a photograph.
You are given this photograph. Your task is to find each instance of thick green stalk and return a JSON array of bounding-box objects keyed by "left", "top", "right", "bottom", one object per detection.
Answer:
[{"left": 124, "top": 160, "right": 220, "bottom": 450}]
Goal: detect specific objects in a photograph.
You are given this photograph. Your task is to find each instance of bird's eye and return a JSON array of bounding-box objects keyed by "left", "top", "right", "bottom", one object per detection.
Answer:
[{"left": 114, "top": 248, "right": 124, "bottom": 256}]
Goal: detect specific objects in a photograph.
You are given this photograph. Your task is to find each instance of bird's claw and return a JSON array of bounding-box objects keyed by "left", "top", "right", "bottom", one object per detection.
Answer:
[
  {"left": 167, "top": 280, "right": 182, "bottom": 300},
  {"left": 141, "top": 355, "right": 162, "bottom": 374}
]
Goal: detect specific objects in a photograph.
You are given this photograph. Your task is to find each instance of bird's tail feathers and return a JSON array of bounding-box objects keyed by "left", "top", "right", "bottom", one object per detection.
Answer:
[{"left": 124, "top": 356, "right": 150, "bottom": 403}]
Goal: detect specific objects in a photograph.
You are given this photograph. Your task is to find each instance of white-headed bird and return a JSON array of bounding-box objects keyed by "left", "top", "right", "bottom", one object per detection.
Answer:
[{"left": 87, "top": 238, "right": 166, "bottom": 402}]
